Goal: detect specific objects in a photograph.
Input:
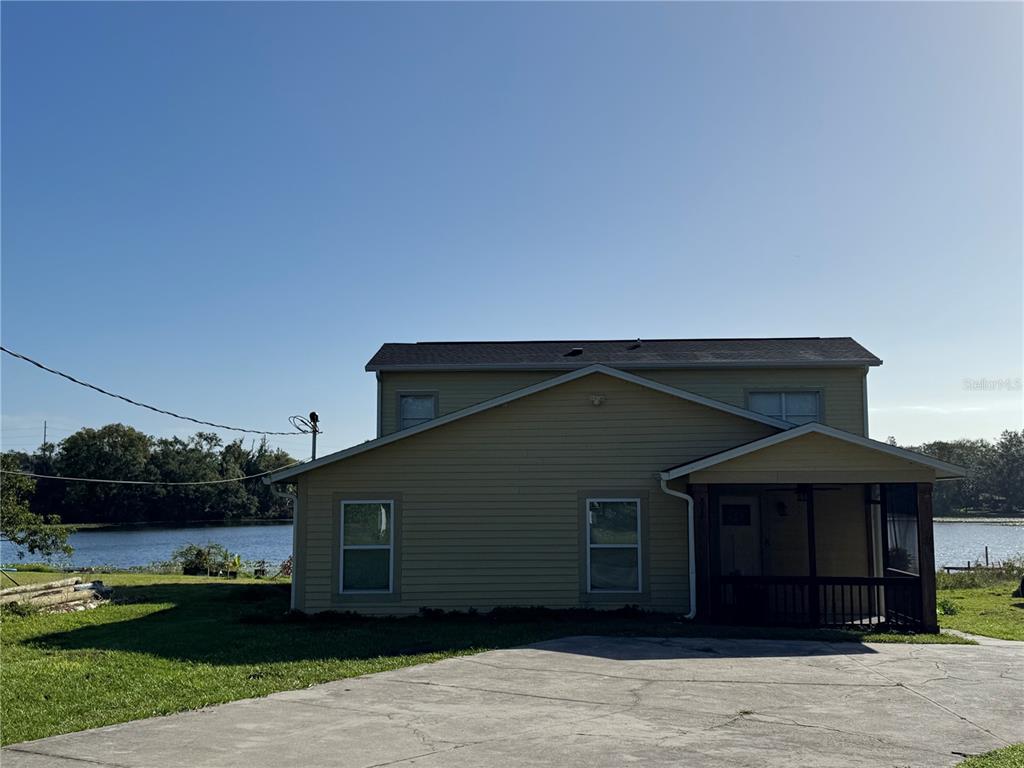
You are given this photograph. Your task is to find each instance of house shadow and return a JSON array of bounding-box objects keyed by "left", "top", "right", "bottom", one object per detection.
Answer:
[
  {"left": 526, "top": 633, "right": 880, "bottom": 661},
  {"left": 29, "top": 582, "right": 883, "bottom": 665},
  {"left": 27, "top": 582, "right": 470, "bottom": 666}
]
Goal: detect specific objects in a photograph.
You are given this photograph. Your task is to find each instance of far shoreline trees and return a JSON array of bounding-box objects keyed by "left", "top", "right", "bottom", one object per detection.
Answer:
[
  {"left": 907, "top": 430, "right": 1023, "bottom": 517},
  {"left": 5, "top": 424, "right": 297, "bottom": 526}
]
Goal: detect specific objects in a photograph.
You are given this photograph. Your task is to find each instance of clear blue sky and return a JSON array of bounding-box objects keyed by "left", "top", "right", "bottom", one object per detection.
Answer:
[{"left": 2, "top": 2, "right": 1021, "bottom": 457}]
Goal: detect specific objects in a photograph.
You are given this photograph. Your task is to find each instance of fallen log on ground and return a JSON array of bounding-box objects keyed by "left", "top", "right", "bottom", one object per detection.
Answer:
[
  {"left": 0, "top": 577, "right": 81, "bottom": 599},
  {"left": 27, "top": 589, "right": 108, "bottom": 609},
  {"left": 0, "top": 577, "right": 111, "bottom": 611},
  {"left": 1, "top": 586, "right": 76, "bottom": 605}
]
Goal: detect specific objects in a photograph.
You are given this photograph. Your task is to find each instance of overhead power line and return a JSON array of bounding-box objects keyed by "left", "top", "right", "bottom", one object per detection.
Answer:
[
  {"left": 0, "top": 458, "right": 308, "bottom": 486},
  {"left": 1, "top": 346, "right": 307, "bottom": 436}
]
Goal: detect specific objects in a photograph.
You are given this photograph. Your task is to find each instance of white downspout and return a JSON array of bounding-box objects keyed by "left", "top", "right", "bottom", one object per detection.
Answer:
[
  {"left": 268, "top": 482, "right": 299, "bottom": 611},
  {"left": 659, "top": 477, "right": 697, "bottom": 620}
]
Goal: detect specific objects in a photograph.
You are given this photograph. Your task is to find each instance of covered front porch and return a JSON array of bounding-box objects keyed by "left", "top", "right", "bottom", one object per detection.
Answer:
[
  {"left": 662, "top": 424, "right": 966, "bottom": 632},
  {"left": 695, "top": 482, "right": 932, "bottom": 630}
]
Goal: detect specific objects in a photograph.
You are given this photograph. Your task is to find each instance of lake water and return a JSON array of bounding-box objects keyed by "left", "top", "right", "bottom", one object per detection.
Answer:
[
  {"left": 1, "top": 520, "right": 1022, "bottom": 571},
  {"left": 0, "top": 523, "right": 295, "bottom": 570},
  {"left": 932, "top": 521, "right": 1024, "bottom": 568}
]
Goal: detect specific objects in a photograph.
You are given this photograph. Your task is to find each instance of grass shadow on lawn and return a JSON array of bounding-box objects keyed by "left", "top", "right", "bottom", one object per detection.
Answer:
[{"left": 21, "top": 581, "right": 922, "bottom": 666}]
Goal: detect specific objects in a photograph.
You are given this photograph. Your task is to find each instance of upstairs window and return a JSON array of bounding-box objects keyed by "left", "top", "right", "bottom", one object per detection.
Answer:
[
  {"left": 399, "top": 394, "right": 437, "bottom": 431},
  {"left": 748, "top": 391, "right": 821, "bottom": 425}
]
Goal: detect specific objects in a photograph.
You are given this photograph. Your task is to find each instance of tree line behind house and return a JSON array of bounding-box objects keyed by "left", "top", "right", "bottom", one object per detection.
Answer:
[
  {"left": 3, "top": 423, "right": 297, "bottom": 526},
  {"left": 899, "top": 430, "right": 1024, "bottom": 517}
]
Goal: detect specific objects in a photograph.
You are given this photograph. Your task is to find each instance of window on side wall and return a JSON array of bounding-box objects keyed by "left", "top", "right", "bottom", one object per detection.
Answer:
[
  {"left": 340, "top": 501, "right": 393, "bottom": 592},
  {"left": 586, "top": 498, "right": 641, "bottom": 592},
  {"left": 399, "top": 394, "right": 436, "bottom": 431},
  {"left": 748, "top": 391, "right": 820, "bottom": 424}
]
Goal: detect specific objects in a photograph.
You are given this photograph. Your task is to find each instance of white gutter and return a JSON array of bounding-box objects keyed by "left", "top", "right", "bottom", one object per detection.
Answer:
[
  {"left": 268, "top": 482, "right": 299, "bottom": 611},
  {"left": 658, "top": 478, "right": 697, "bottom": 620}
]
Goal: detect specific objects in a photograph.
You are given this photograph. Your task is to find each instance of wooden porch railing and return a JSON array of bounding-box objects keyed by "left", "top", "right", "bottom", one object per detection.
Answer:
[{"left": 716, "top": 575, "right": 923, "bottom": 630}]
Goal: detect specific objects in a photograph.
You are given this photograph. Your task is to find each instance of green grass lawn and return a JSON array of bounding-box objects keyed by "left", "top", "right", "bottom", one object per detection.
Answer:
[
  {"left": 938, "top": 579, "right": 1024, "bottom": 641},
  {"left": 0, "top": 571, "right": 976, "bottom": 745},
  {"left": 957, "top": 744, "right": 1024, "bottom": 768}
]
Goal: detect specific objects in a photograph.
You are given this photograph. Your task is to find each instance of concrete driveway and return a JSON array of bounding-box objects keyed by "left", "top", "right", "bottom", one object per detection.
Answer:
[{"left": 4, "top": 636, "right": 1022, "bottom": 768}]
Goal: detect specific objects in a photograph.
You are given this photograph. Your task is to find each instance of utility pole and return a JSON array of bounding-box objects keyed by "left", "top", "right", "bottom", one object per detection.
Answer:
[
  {"left": 309, "top": 411, "right": 319, "bottom": 460},
  {"left": 288, "top": 412, "right": 321, "bottom": 460},
  {"left": 43, "top": 420, "right": 47, "bottom": 447}
]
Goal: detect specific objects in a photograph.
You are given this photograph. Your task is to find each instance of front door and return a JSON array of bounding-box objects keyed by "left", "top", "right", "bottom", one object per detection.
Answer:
[{"left": 718, "top": 495, "right": 761, "bottom": 576}]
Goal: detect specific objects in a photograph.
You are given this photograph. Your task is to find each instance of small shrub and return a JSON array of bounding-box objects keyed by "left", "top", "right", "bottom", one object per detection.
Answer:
[
  {"left": 938, "top": 597, "right": 959, "bottom": 616},
  {"left": 170, "top": 543, "right": 234, "bottom": 576}
]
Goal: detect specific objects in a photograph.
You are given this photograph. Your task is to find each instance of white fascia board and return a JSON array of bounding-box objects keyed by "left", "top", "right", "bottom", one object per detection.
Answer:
[
  {"left": 267, "top": 365, "right": 791, "bottom": 483},
  {"left": 659, "top": 423, "right": 968, "bottom": 481}
]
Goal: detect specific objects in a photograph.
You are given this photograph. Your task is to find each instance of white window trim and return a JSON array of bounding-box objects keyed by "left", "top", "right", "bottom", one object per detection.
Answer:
[
  {"left": 586, "top": 497, "right": 642, "bottom": 594},
  {"left": 748, "top": 390, "right": 821, "bottom": 423},
  {"left": 340, "top": 500, "right": 394, "bottom": 594}
]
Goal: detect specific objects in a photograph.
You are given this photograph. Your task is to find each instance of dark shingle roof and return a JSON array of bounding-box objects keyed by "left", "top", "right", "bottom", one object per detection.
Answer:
[{"left": 365, "top": 337, "right": 881, "bottom": 371}]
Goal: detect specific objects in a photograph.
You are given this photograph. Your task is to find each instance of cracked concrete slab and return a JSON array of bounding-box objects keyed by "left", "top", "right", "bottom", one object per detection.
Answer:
[{"left": 4, "top": 636, "right": 1021, "bottom": 768}]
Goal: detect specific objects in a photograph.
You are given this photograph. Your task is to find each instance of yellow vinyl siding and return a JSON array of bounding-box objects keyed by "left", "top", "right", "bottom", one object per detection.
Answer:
[
  {"left": 637, "top": 368, "right": 867, "bottom": 435},
  {"left": 379, "top": 367, "right": 867, "bottom": 436},
  {"left": 380, "top": 371, "right": 554, "bottom": 435},
  {"left": 689, "top": 432, "right": 937, "bottom": 485},
  {"left": 298, "top": 372, "right": 778, "bottom": 614}
]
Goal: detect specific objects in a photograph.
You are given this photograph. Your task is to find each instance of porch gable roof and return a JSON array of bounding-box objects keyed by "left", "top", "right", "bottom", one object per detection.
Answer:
[{"left": 660, "top": 423, "right": 966, "bottom": 482}]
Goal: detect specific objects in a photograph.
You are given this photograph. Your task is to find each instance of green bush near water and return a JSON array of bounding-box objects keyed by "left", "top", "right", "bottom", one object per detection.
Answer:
[
  {"left": 169, "top": 543, "right": 239, "bottom": 576},
  {"left": 936, "top": 555, "right": 1024, "bottom": 590}
]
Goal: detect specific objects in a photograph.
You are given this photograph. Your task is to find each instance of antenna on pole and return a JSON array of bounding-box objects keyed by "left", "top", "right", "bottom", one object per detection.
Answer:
[{"left": 288, "top": 413, "right": 322, "bottom": 460}]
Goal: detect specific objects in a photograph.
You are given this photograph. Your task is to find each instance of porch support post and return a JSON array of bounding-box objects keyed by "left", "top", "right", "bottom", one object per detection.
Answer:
[
  {"left": 690, "top": 484, "right": 711, "bottom": 621},
  {"left": 803, "top": 484, "right": 819, "bottom": 625},
  {"left": 917, "top": 483, "right": 938, "bottom": 632}
]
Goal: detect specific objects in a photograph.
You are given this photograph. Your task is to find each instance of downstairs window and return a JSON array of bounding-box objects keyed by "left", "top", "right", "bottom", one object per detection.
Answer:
[
  {"left": 586, "top": 498, "right": 641, "bottom": 592},
  {"left": 340, "top": 501, "right": 394, "bottom": 592}
]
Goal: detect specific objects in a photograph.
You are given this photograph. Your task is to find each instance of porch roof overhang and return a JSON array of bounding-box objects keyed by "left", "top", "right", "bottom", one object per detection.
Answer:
[{"left": 660, "top": 423, "right": 967, "bottom": 485}]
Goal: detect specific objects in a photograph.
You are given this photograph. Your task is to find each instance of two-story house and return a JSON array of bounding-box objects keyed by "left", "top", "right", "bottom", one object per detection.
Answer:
[{"left": 266, "top": 337, "right": 964, "bottom": 631}]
